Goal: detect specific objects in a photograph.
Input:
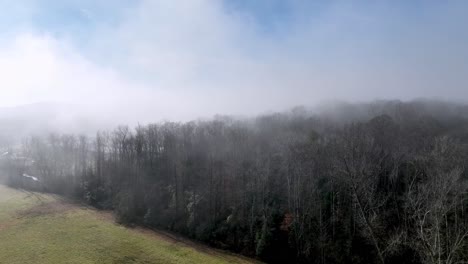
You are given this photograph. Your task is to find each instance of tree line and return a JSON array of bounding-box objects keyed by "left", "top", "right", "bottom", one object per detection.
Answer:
[{"left": 2, "top": 100, "right": 468, "bottom": 263}]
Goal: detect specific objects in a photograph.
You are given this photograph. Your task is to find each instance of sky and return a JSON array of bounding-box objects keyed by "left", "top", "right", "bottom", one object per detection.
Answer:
[{"left": 0, "top": 0, "right": 467, "bottom": 122}]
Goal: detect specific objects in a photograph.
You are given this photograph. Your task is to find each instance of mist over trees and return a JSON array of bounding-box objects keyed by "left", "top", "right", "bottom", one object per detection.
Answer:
[{"left": 2, "top": 100, "right": 467, "bottom": 263}]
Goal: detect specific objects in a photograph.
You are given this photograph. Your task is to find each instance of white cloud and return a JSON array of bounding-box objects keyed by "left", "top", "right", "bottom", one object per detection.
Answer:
[
  {"left": 0, "top": 34, "right": 116, "bottom": 105},
  {"left": 0, "top": 0, "right": 467, "bottom": 126}
]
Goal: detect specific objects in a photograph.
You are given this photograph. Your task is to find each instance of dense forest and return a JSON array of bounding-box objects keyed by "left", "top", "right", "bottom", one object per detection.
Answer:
[{"left": 1, "top": 100, "right": 467, "bottom": 263}]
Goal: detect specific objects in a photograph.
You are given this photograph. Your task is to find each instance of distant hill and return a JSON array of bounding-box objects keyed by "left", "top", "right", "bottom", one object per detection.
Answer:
[{"left": 0, "top": 103, "right": 112, "bottom": 146}]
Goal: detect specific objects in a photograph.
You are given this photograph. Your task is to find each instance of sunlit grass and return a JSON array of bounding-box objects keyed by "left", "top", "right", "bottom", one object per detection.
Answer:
[{"left": 0, "top": 185, "right": 256, "bottom": 264}]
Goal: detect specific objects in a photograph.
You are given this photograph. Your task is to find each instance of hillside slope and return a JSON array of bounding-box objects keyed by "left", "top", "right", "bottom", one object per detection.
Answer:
[{"left": 0, "top": 185, "right": 257, "bottom": 264}]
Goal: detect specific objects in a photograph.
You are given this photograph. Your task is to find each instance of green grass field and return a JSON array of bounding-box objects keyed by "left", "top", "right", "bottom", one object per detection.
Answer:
[{"left": 0, "top": 185, "right": 258, "bottom": 264}]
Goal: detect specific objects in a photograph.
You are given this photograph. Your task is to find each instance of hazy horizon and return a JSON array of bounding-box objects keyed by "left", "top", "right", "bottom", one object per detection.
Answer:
[{"left": 1, "top": 0, "right": 468, "bottom": 122}]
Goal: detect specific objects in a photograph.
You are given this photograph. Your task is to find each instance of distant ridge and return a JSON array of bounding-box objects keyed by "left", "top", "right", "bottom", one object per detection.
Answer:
[{"left": 0, "top": 102, "right": 111, "bottom": 146}]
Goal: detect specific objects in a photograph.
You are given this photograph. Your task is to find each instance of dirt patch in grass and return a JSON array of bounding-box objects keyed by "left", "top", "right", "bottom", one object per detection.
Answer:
[
  {"left": 131, "top": 227, "right": 261, "bottom": 263},
  {"left": 16, "top": 200, "right": 75, "bottom": 219},
  {"left": 91, "top": 209, "right": 115, "bottom": 222},
  {"left": 0, "top": 219, "right": 19, "bottom": 231}
]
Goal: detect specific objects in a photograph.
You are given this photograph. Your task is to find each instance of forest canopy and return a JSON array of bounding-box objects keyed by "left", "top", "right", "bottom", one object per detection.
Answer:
[{"left": 1, "top": 100, "right": 467, "bottom": 264}]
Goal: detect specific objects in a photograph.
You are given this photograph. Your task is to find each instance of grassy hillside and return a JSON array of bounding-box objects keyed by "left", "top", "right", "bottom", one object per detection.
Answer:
[{"left": 0, "top": 185, "right": 257, "bottom": 264}]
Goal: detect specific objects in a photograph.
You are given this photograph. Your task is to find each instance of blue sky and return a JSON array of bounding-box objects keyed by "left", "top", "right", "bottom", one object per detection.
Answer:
[{"left": 0, "top": 0, "right": 467, "bottom": 121}]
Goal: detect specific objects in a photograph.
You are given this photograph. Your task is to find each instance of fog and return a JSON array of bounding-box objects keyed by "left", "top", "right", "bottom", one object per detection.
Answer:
[
  {"left": 1, "top": 2, "right": 468, "bottom": 263},
  {"left": 0, "top": 0, "right": 468, "bottom": 132}
]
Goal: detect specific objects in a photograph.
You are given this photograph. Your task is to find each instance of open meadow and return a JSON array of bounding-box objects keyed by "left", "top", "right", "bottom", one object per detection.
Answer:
[{"left": 0, "top": 185, "right": 258, "bottom": 264}]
